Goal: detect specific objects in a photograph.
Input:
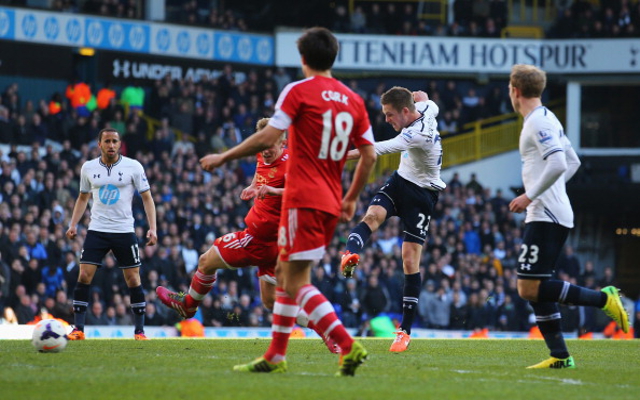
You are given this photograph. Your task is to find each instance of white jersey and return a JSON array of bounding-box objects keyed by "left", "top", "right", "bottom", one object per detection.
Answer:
[
  {"left": 374, "top": 100, "right": 446, "bottom": 191},
  {"left": 80, "top": 155, "right": 150, "bottom": 233},
  {"left": 520, "top": 106, "right": 574, "bottom": 228}
]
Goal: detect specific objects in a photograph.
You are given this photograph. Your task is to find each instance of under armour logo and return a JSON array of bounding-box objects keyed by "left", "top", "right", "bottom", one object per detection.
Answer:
[
  {"left": 112, "top": 59, "right": 130, "bottom": 78},
  {"left": 93, "top": 174, "right": 100, "bottom": 178},
  {"left": 373, "top": 198, "right": 380, "bottom": 202},
  {"left": 521, "top": 263, "right": 531, "bottom": 271}
]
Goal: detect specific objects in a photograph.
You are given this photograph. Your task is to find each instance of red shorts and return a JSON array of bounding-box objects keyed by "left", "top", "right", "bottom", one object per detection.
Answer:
[
  {"left": 213, "top": 229, "right": 277, "bottom": 279},
  {"left": 278, "top": 208, "right": 338, "bottom": 262}
]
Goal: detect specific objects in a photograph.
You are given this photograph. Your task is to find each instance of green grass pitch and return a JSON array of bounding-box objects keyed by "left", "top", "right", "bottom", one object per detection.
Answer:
[{"left": 1, "top": 338, "right": 638, "bottom": 400}]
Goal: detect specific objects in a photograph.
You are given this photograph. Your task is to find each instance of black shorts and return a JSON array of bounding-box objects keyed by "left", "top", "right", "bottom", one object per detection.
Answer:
[
  {"left": 372, "top": 172, "right": 439, "bottom": 244},
  {"left": 517, "top": 222, "right": 569, "bottom": 280},
  {"left": 80, "top": 230, "right": 141, "bottom": 269}
]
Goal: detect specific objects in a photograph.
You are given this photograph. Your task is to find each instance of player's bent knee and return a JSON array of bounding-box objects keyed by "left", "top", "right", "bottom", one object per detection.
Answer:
[
  {"left": 198, "top": 251, "right": 223, "bottom": 273},
  {"left": 363, "top": 213, "right": 383, "bottom": 231},
  {"left": 281, "top": 282, "right": 301, "bottom": 299},
  {"left": 517, "top": 280, "right": 539, "bottom": 302},
  {"left": 77, "top": 270, "right": 94, "bottom": 284}
]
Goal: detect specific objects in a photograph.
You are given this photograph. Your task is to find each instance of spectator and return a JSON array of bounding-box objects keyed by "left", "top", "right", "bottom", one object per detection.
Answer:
[
  {"left": 422, "top": 284, "right": 452, "bottom": 329},
  {"left": 556, "top": 245, "right": 581, "bottom": 279},
  {"left": 115, "top": 302, "right": 134, "bottom": 326},
  {"left": 41, "top": 264, "right": 64, "bottom": 299},
  {"left": 86, "top": 301, "right": 109, "bottom": 326},
  {"left": 51, "top": 289, "right": 73, "bottom": 324},
  {"left": 360, "top": 274, "right": 389, "bottom": 318},
  {"left": 332, "top": 5, "right": 351, "bottom": 32},
  {"left": 449, "top": 291, "right": 469, "bottom": 329},
  {"left": 336, "top": 278, "right": 361, "bottom": 328},
  {"left": 15, "top": 293, "right": 36, "bottom": 324},
  {"left": 144, "top": 302, "right": 165, "bottom": 326},
  {"left": 351, "top": 5, "right": 367, "bottom": 33}
]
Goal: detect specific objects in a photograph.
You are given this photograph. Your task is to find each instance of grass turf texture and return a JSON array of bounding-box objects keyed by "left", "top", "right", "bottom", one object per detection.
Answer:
[{"left": 1, "top": 339, "right": 638, "bottom": 400}]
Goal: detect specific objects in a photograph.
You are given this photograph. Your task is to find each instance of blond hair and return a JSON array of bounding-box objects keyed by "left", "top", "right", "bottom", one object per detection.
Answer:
[
  {"left": 256, "top": 117, "right": 270, "bottom": 131},
  {"left": 510, "top": 64, "right": 546, "bottom": 99},
  {"left": 256, "top": 117, "right": 286, "bottom": 140}
]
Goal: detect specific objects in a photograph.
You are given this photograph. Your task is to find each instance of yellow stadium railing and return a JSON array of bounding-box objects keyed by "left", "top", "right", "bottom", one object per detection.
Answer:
[
  {"left": 501, "top": 25, "right": 544, "bottom": 38},
  {"left": 441, "top": 111, "right": 522, "bottom": 168}
]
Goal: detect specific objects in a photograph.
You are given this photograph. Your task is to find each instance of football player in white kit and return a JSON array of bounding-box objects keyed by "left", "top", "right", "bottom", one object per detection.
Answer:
[
  {"left": 341, "top": 87, "right": 445, "bottom": 352},
  {"left": 508, "top": 64, "right": 629, "bottom": 368},
  {"left": 66, "top": 128, "right": 157, "bottom": 340}
]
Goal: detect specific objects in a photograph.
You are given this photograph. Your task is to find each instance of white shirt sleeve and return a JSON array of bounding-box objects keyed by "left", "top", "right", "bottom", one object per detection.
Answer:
[
  {"left": 268, "top": 109, "right": 292, "bottom": 131},
  {"left": 79, "top": 163, "right": 91, "bottom": 193},
  {"left": 533, "top": 123, "right": 563, "bottom": 160},
  {"left": 374, "top": 128, "right": 422, "bottom": 155},
  {"left": 416, "top": 100, "right": 439, "bottom": 118},
  {"left": 133, "top": 161, "right": 151, "bottom": 193},
  {"left": 563, "top": 138, "right": 581, "bottom": 182},
  {"left": 525, "top": 150, "right": 567, "bottom": 200}
]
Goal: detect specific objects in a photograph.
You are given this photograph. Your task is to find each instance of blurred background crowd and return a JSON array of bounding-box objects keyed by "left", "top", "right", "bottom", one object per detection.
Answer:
[
  {"left": 0, "top": 0, "right": 638, "bottom": 337},
  {"left": 5, "top": 0, "right": 637, "bottom": 38},
  {"left": 0, "top": 72, "right": 634, "bottom": 335}
]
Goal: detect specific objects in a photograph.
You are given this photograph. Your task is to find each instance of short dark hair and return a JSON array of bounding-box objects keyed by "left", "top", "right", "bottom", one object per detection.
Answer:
[
  {"left": 380, "top": 86, "right": 415, "bottom": 113},
  {"left": 296, "top": 27, "right": 338, "bottom": 71},
  {"left": 98, "top": 128, "right": 120, "bottom": 142}
]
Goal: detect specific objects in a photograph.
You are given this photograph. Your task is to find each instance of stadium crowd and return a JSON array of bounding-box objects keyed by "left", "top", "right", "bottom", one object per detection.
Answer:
[
  {"left": 0, "top": 0, "right": 637, "bottom": 336},
  {"left": 0, "top": 71, "right": 636, "bottom": 336},
  {"left": 8, "top": 0, "right": 638, "bottom": 39}
]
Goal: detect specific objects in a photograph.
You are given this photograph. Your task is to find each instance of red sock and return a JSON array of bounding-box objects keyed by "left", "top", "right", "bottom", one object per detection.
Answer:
[
  {"left": 295, "top": 310, "right": 324, "bottom": 337},
  {"left": 264, "top": 288, "right": 299, "bottom": 363},
  {"left": 186, "top": 270, "right": 216, "bottom": 309},
  {"left": 296, "top": 284, "right": 354, "bottom": 354}
]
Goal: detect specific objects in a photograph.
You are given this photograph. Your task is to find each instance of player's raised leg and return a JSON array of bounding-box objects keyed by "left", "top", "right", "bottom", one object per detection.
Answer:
[
  {"left": 341, "top": 205, "right": 386, "bottom": 278},
  {"left": 601, "top": 286, "right": 629, "bottom": 333},
  {"left": 156, "top": 244, "right": 220, "bottom": 318}
]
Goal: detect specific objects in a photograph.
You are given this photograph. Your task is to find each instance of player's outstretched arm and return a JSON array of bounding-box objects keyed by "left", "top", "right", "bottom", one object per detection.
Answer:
[
  {"left": 341, "top": 144, "right": 376, "bottom": 222},
  {"left": 200, "top": 125, "right": 284, "bottom": 171},
  {"left": 66, "top": 192, "right": 91, "bottom": 240},
  {"left": 140, "top": 190, "right": 157, "bottom": 246}
]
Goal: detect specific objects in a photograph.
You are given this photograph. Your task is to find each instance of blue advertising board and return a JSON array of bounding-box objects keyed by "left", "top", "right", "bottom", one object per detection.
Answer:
[{"left": 0, "top": 6, "right": 273, "bottom": 66}]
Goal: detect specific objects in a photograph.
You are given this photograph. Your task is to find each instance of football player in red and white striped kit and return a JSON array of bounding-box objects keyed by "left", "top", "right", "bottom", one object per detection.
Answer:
[{"left": 200, "top": 27, "right": 376, "bottom": 376}]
